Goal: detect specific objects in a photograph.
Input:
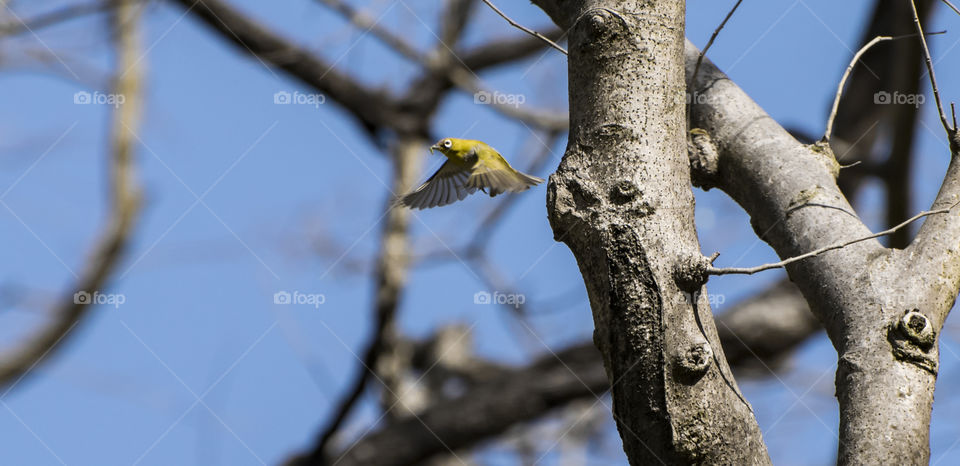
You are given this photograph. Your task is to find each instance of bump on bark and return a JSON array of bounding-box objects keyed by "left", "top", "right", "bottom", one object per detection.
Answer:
[
  {"left": 687, "top": 128, "right": 719, "bottom": 190},
  {"left": 609, "top": 180, "right": 639, "bottom": 205},
  {"left": 546, "top": 170, "right": 600, "bottom": 243},
  {"left": 808, "top": 141, "right": 841, "bottom": 179},
  {"left": 673, "top": 253, "right": 710, "bottom": 293},
  {"left": 887, "top": 309, "right": 938, "bottom": 375},
  {"left": 674, "top": 341, "right": 713, "bottom": 384}
]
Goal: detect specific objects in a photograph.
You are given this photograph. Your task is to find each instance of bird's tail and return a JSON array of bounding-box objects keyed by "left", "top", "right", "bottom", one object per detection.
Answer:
[
  {"left": 516, "top": 171, "right": 545, "bottom": 189},
  {"left": 468, "top": 169, "right": 544, "bottom": 197}
]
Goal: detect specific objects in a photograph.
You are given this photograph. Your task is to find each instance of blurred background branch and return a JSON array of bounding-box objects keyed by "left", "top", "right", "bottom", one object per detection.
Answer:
[{"left": 0, "top": 0, "right": 143, "bottom": 390}]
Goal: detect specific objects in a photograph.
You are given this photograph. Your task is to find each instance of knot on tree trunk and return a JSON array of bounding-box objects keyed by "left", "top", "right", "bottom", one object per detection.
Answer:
[
  {"left": 674, "top": 341, "right": 713, "bottom": 384},
  {"left": 673, "top": 253, "right": 710, "bottom": 293},
  {"left": 887, "top": 309, "right": 938, "bottom": 375},
  {"left": 687, "top": 128, "right": 719, "bottom": 190}
]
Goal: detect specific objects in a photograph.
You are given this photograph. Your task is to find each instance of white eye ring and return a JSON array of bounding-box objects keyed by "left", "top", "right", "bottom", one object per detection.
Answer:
[{"left": 443, "top": 140, "right": 452, "bottom": 148}]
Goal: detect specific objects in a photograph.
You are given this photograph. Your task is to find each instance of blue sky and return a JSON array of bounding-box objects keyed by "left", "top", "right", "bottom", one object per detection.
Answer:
[{"left": 0, "top": 0, "right": 958, "bottom": 465}]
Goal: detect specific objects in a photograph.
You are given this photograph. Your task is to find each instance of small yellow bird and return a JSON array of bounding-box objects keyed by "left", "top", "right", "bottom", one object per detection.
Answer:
[{"left": 397, "top": 138, "right": 544, "bottom": 209}]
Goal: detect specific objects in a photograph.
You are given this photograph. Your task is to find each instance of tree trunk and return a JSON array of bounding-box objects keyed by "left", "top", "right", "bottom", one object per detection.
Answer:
[{"left": 539, "top": 1, "right": 769, "bottom": 464}]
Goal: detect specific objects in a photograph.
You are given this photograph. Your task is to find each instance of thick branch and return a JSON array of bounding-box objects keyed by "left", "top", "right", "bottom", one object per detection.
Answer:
[
  {"left": 314, "top": 0, "right": 566, "bottom": 131},
  {"left": 312, "top": 279, "right": 818, "bottom": 465},
  {"left": 715, "top": 279, "right": 820, "bottom": 372},
  {"left": 685, "top": 41, "right": 876, "bottom": 330},
  {"left": 460, "top": 29, "right": 565, "bottom": 71},
  {"left": 326, "top": 343, "right": 607, "bottom": 466},
  {"left": 687, "top": 40, "right": 939, "bottom": 465},
  {"left": 171, "top": 0, "right": 413, "bottom": 135}
]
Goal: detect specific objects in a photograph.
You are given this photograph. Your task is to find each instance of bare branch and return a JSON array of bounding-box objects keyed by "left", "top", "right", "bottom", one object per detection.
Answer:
[
  {"left": 303, "top": 139, "right": 425, "bottom": 461},
  {"left": 459, "top": 28, "right": 565, "bottom": 70},
  {"left": 823, "top": 31, "right": 943, "bottom": 142},
  {"left": 171, "top": 0, "right": 410, "bottom": 135},
  {"left": 437, "top": 0, "right": 477, "bottom": 55},
  {"left": 910, "top": 0, "right": 954, "bottom": 133},
  {"left": 824, "top": 36, "right": 892, "bottom": 142},
  {"left": 708, "top": 201, "right": 960, "bottom": 276},
  {"left": 691, "top": 0, "right": 743, "bottom": 87},
  {"left": 941, "top": 0, "right": 960, "bottom": 16},
  {"left": 479, "top": 0, "right": 567, "bottom": 55},
  {"left": 293, "top": 277, "right": 821, "bottom": 466},
  {"left": 315, "top": 0, "right": 427, "bottom": 64},
  {"left": 319, "top": 343, "right": 606, "bottom": 466},
  {"left": 0, "top": 0, "right": 143, "bottom": 389},
  {"left": 715, "top": 279, "right": 820, "bottom": 373},
  {"left": 316, "top": 0, "right": 567, "bottom": 131},
  {"left": 0, "top": 0, "right": 115, "bottom": 37}
]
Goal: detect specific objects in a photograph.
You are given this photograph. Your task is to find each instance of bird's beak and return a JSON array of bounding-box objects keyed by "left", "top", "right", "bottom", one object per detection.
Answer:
[{"left": 429, "top": 144, "right": 440, "bottom": 154}]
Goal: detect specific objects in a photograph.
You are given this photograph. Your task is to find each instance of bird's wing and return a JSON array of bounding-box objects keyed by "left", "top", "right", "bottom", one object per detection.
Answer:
[
  {"left": 398, "top": 160, "right": 477, "bottom": 209},
  {"left": 466, "top": 157, "right": 544, "bottom": 197}
]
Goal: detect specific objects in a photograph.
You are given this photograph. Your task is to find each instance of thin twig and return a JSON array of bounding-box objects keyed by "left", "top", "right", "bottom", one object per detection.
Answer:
[
  {"left": 942, "top": 0, "right": 960, "bottom": 16},
  {"left": 824, "top": 36, "right": 892, "bottom": 141},
  {"left": 479, "top": 0, "right": 567, "bottom": 55},
  {"left": 692, "top": 0, "right": 744, "bottom": 87},
  {"left": 707, "top": 201, "right": 960, "bottom": 275},
  {"left": 823, "top": 31, "right": 946, "bottom": 142},
  {"left": 910, "top": 0, "right": 953, "bottom": 134}
]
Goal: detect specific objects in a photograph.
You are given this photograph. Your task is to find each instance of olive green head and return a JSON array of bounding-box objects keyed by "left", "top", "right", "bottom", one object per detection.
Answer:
[{"left": 429, "top": 137, "right": 476, "bottom": 157}]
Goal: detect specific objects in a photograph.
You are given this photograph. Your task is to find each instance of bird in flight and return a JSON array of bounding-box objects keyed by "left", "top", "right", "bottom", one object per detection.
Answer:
[{"left": 397, "top": 138, "right": 544, "bottom": 210}]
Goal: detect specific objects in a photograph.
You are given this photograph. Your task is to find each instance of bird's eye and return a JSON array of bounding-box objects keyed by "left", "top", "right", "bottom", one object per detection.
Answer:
[{"left": 443, "top": 140, "right": 452, "bottom": 148}]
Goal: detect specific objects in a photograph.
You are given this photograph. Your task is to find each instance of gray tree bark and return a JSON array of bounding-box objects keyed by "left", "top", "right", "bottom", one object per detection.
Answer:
[
  {"left": 532, "top": 0, "right": 960, "bottom": 464},
  {"left": 684, "top": 41, "right": 959, "bottom": 464},
  {"left": 534, "top": 1, "right": 769, "bottom": 464}
]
